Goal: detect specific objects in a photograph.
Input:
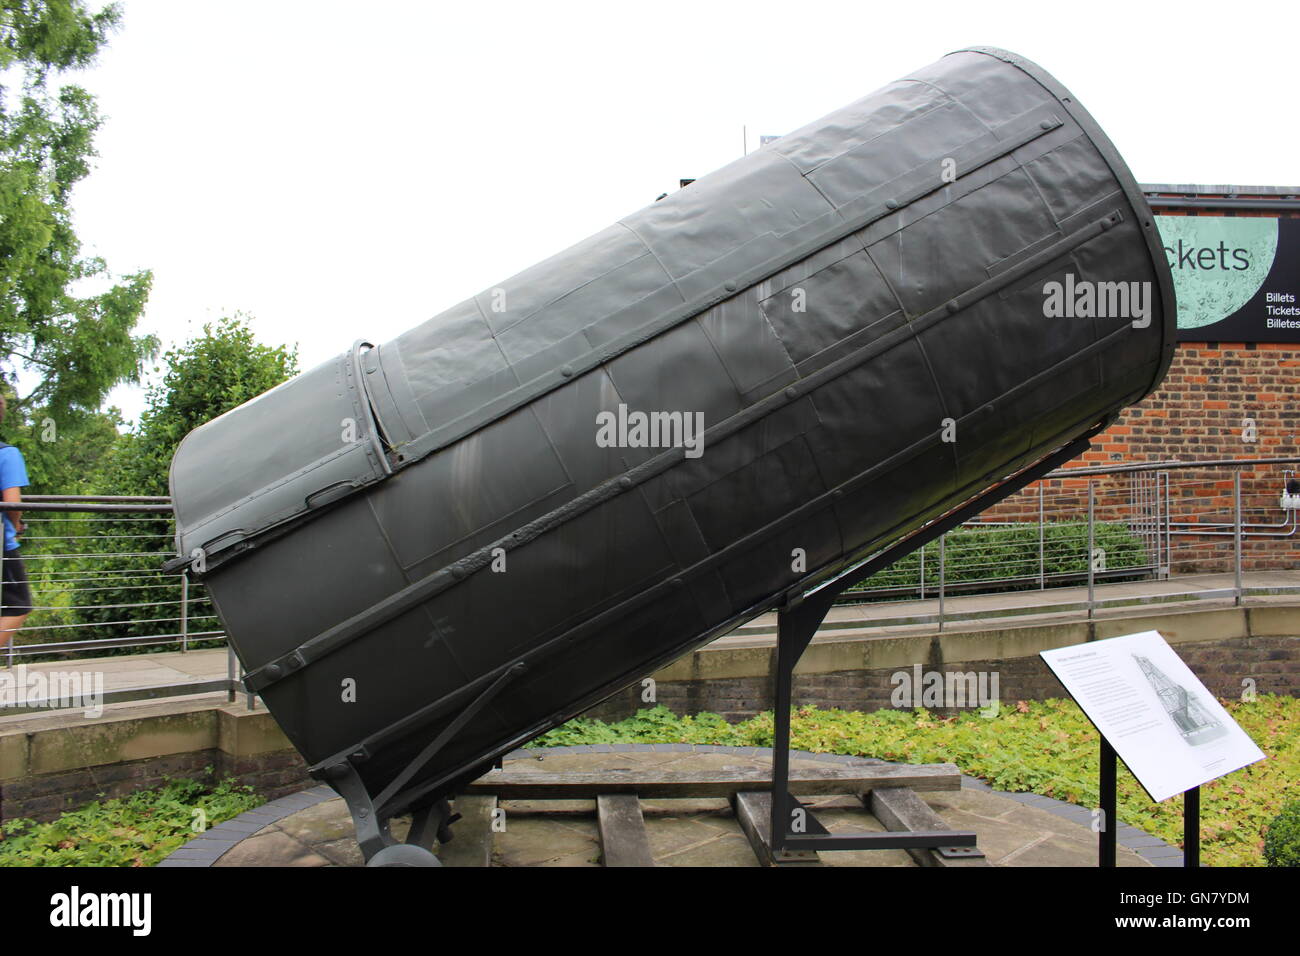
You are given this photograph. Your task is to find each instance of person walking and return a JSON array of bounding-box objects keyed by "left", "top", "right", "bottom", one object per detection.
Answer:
[{"left": 0, "top": 394, "right": 32, "bottom": 650}]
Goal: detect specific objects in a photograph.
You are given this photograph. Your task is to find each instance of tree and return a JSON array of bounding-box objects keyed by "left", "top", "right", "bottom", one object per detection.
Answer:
[
  {"left": 103, "top": 315, "right": 300, "bottom": 496},
  {"left": 8, "top": 405, "right": 122, "bottom": 492},
  {"left": 0, "top": 1, "right": 156, "bottom": 468},
  {"left": 63, "top": 316, "right": 298, "bottom": 652}
]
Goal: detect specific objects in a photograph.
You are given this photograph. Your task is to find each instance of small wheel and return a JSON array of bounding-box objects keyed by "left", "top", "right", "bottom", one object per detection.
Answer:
[{"left": 367, "top": 844, "right": 443, "bottom": 867}]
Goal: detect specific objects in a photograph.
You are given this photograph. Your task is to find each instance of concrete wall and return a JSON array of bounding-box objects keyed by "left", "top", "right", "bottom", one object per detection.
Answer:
[
  {"left": 586, "top": 604, "right": 1300, "bottom": 721},
  {"left": 0, "top": 697, "right": 310, "bottom": 823}
]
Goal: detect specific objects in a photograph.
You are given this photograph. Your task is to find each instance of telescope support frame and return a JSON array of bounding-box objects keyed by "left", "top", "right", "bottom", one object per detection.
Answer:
[{"left": 767, "top": 432, "right": 1098, "bottom": 863}]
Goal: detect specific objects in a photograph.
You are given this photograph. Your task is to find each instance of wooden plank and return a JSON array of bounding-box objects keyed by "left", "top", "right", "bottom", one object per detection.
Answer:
[
  {"left": 596, "top": 794, "right": 655, "bottom": 867},
  {"left": 868, "top": 787, "right": 987, "bottom": 867},
  {"left": 732, "top": 792, "right": 820, "bottom": 867},
  {"left": 438, "top": 795, "right": 497, "bottom": 867},
  {"left": 463, "top": 763, "right": 961, "bottom": 799}
]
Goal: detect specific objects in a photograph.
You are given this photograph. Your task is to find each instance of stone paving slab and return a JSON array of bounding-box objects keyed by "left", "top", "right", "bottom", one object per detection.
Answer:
[{"left": 172, "top": 747, "right": 1169, "bottom": 868}]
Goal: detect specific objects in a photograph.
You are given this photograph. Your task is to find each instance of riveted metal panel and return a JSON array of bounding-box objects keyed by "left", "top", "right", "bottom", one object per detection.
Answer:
[{"left": 168, "top": 48, "right": 1177, "bottom": 814}]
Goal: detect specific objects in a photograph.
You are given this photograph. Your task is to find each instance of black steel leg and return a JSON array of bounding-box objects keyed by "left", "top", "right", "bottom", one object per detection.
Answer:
[
  {"left": 1184, "top": 786, "right": 1200, "bottom": 868},
  {"left": 767, "top": 592, "right": 977, "bottom": 859},
  {"left": 1099, "top": 736, "right": 1117, "bottom": 867},
  {"left": 770, "top": 596, "right": 834, "bottom": 858},
  {"left": 326, "top": 760, "right": 404, "bottom": 863},
  {"left": 330, "top": 770, "right": 451, "bottom": 866},
  {"left": 407, "top": 798, "right": 459, "bottom": 851}
]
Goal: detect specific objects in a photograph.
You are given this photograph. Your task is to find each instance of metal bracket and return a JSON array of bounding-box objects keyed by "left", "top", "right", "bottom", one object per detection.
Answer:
[
  {"left": 937, "top": 845, "right": 985, "bottom": 859},
  {"left": 349, "top": 339, "right": 394, "bottom": 477},
  {"left": 323, "top": 660, "right": 526, "bottom": 864},
  {"left": 324, "top": 760, "right": 401, "bottom": 862}
]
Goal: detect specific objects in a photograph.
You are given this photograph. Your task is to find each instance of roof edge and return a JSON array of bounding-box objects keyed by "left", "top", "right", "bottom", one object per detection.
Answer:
[{"left": 1141, "top": 184, "right": 1300, "bottom": 196}]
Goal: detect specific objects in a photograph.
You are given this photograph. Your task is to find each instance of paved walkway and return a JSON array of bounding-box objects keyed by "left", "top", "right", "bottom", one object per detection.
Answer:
[
  {"left": 1, "top": 646, "right": 229, "bottom": 693},
  {"left": 159, "top": 747, "right": 1176, "bottom": 868},
  {"left": 4, "top": 572, "right": 1295, "bottom": 712},
  {"left": 724, "top": 570, "right": 1300, "bottom": 644}
]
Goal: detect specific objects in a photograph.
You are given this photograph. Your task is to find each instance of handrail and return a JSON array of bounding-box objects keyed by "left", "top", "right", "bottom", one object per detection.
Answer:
[
  {"left": 23, "top": 495, "right": 172, "bottom": 503},
  {"left": 1047, "top": 456, "right": 1300, "bottom": 478},
  {"left": 0, "top": 502, "right": 174, "bottom": 512}
]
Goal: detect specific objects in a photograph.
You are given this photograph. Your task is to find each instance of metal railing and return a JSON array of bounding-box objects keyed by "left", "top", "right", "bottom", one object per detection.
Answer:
[
  {"left": 840, "top": 457, "right": 1300, "bottom": 627},
  {"left": 0, "top": 495, "right": 249, "bottom": 708}
]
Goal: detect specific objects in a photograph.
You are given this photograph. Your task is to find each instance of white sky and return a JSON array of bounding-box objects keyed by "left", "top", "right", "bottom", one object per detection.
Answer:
[{"left": 61, "top": 0, "right": 1299, "bottom": 423}]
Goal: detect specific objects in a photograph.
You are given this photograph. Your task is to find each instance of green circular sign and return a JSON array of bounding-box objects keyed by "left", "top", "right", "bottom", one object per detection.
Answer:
[{"left": 1156, "top": 216, "right": 1277, "bottom": 329}]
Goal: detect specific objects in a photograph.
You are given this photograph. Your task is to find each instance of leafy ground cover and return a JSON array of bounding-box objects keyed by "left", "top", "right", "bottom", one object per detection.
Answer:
[{"left": 0, "top": 775, "right": 263, "bottom": 867}]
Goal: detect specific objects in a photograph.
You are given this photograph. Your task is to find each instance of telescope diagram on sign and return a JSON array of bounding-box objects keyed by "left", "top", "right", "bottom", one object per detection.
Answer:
[{"left": 1132, "top": 654, "right": 1229, "bottom": 748}]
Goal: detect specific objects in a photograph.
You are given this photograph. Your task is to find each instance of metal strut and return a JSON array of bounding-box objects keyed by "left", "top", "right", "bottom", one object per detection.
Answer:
[
  {"left": 324, "top": 661, "right": 527, "bottom": 866},
  {"left": 767, "top": 434, "right": 1096, "bottom": 862}
]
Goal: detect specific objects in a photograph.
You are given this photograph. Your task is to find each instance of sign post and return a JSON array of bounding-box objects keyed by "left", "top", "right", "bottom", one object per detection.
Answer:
[
  {"left": 1099, "top": 736, "right": 1117, "bottom": 867},
  {"left": 1185, "top": 786, "right": 1200, "bottom": 868},
  {"left": 1041, "top": 630, "right": 1265, "bottom": 867}
]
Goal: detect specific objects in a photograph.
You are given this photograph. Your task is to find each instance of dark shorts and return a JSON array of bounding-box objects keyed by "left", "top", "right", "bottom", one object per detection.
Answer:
[{"left": 1, "top": 549, "right": 32, "bottom": 617}]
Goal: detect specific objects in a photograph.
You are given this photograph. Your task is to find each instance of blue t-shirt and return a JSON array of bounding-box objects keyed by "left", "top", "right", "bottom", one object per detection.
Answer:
[{"left": 0, "top": 444, "right": 30, "bottom": 551}]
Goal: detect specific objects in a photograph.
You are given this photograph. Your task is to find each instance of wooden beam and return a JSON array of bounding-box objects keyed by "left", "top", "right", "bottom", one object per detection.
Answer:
[
  {"left": 733, "top": 792, "right": 820, "bottom": 866},
  {"left": 596, "top": 794, "right": 655, "bottom": 867},
  {"left": 438, "top": 795, "right": 497, "bottom": 867},
  {"left": 463, "top": 763, "right": 960, "bottom": 799},
  {"left": 868, "top": 787, "right": 987, "bottom": 867}
]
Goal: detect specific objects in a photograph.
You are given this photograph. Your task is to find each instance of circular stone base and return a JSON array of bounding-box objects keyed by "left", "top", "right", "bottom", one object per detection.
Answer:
[{"left": 162, "top": 746, "right": 1175, "bottom": 867}]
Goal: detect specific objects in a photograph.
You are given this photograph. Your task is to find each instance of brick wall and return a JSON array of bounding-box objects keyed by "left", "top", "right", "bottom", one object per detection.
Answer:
[
  {"left": 1084, "top": 342, "right": 1300, "bottom": 467},
  {"left": 0, "top": 746, "right": 312, "bottom": 824},
  {"left": 980, "top": 343, "right": 1300, "bottom": 575}
]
